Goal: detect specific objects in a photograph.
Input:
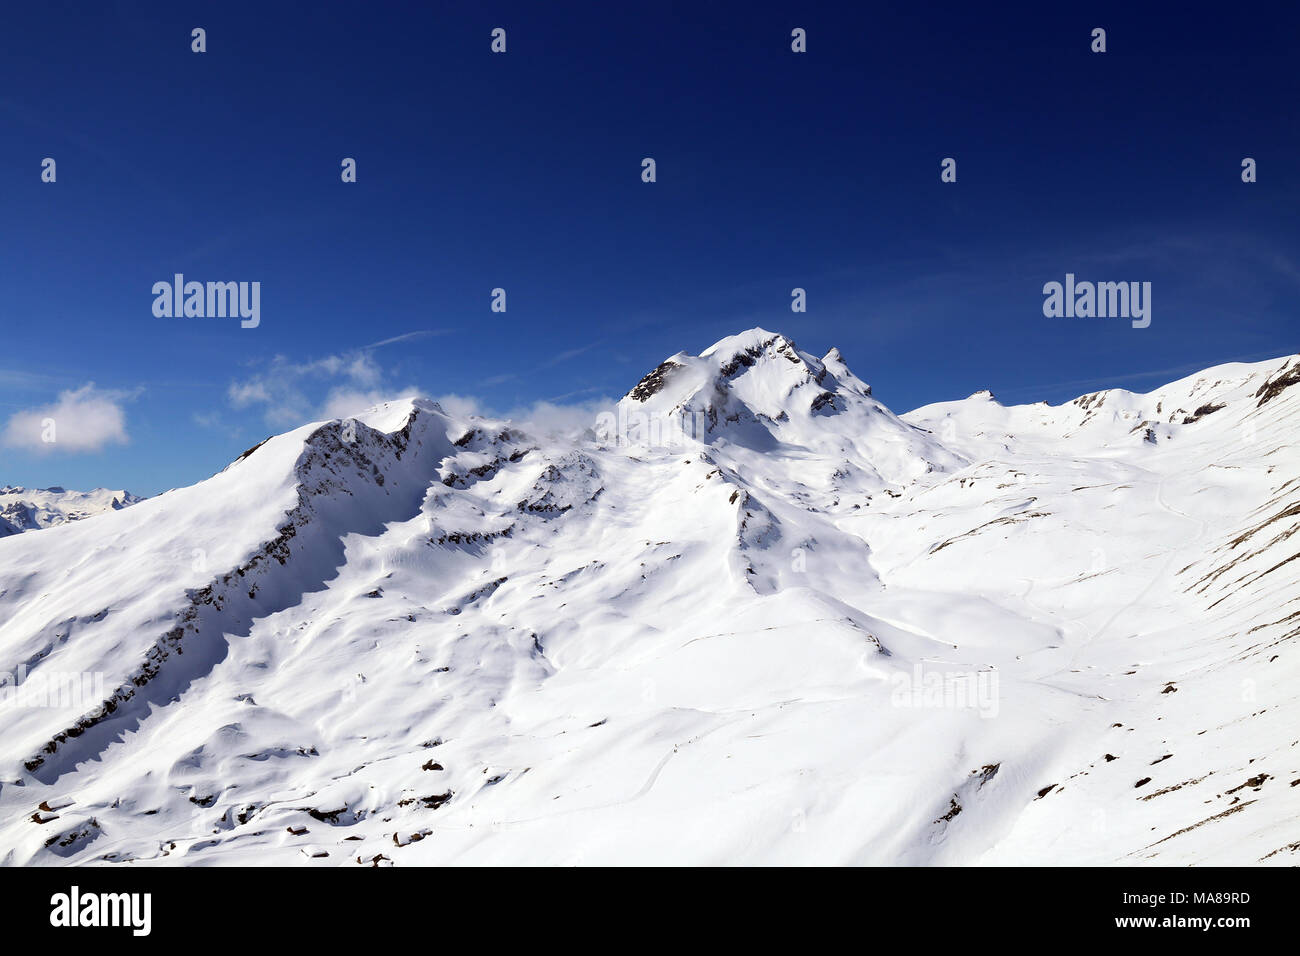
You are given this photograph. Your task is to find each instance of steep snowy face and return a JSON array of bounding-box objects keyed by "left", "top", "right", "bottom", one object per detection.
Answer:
[
  {"left": 0, "top": 399, "right": 458, "bottom": 783},
  {"left": 0, "top": 333, "right": 1297, "bottom": 868},
  {"left": 0, "top": 486, "right": 143, "bottom": 536}
]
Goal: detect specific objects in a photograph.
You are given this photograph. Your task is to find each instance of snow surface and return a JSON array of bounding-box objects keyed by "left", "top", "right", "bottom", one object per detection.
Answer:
[{"left": 1, "top": 330, "right": 1297, "bottom": 866}]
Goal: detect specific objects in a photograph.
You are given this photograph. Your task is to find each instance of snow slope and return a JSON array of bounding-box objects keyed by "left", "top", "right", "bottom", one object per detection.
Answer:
[{"left": 0, "top": 331, "right": 1297, "bottom": 866}]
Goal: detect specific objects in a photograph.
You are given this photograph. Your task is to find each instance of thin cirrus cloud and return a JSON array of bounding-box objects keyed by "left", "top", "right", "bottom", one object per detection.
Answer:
[
  {"left": 363, "top": 329, "right": 455, "bottom": 349},
  {"left": 1, "top": 383, "right": 138, "bottom": 454}
]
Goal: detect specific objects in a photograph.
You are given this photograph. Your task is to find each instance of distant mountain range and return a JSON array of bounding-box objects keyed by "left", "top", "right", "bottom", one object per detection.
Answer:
[{"left": 0, "top": 485, "right": 142, "bottom": 538}]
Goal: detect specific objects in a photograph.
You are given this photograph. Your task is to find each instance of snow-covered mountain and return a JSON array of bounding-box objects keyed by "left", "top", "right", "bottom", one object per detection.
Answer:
[
  {"left": 1, "top": 328, "right": 1297, "bottom": 866},
  {"left": 0, "top": 486, "right": 143, "bottom": 538}
]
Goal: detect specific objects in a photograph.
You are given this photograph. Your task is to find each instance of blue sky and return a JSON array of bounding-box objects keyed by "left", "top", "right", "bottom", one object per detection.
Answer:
[{"left": 2, "top": 1, "right": 1297, "bottom": 496}]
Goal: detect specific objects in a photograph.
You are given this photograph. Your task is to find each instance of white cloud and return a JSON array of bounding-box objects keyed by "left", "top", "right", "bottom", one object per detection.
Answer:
[
  {"left": 346, "top": 354, "right": 382, "bottom": 386},
  {"left": 431, "top": 393, "right": 617, "bottom": 439},
  {"left": 1, "top": 383, "right": 134, "bottom": 454},
  {"left": 428, "top": 393, "right": 485, "bottom": 419},
  {"left": 228, "top": 351, "right": 387, "bottom": 427},
  {"left": 228, "top": 381, "right": 272, "bottom": 407},
  {"left": 226, "top": 341, "right": 614, "bottom": 440},
  {"left": 502, "top": 397, "right": 616, "bottom": 437}
]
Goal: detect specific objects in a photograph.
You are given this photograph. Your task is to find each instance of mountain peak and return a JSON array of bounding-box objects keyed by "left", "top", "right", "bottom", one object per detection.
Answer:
[
  {"left": 699, "top": 327, "right": 796, "bottom": 360},
  {"left": 608, "top": 328, "right": 958, "bottom": 485},
  {"left": 623, "top": 328, "right": 824, "bottom": 412}
]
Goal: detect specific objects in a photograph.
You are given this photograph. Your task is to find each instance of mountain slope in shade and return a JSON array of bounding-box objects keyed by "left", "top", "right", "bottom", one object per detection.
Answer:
[{"left": 0, "top": 334, "right": 1297, "bottom": 866}]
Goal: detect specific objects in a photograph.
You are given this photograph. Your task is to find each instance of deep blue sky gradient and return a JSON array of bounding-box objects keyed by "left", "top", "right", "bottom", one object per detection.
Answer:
[{"left": 2, "top": 1, "right": 1297, "bottom": 494}]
